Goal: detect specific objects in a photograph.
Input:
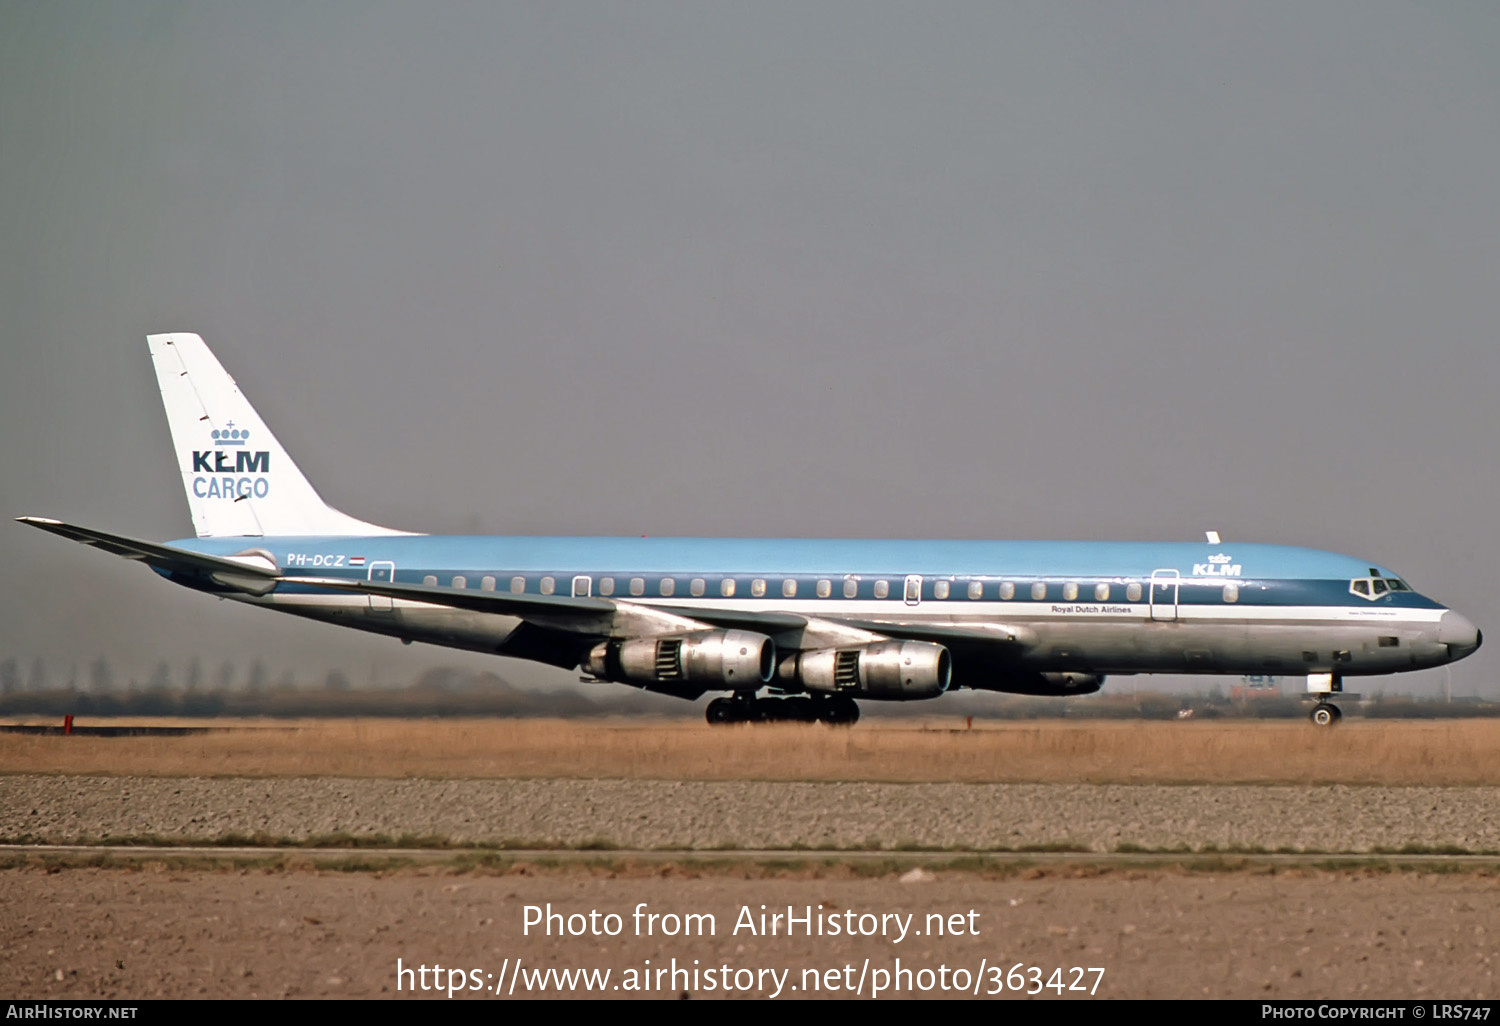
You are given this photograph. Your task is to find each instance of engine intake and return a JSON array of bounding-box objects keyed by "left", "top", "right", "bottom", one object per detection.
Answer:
[
  {"left": 586, "top": 630, "right": 775, "bottom": 688},
  {"left": 791, "top": 640, "right": 951, "bottom": 701}
]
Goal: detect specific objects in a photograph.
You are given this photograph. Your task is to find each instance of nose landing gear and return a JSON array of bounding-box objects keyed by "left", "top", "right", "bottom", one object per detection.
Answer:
[
  {"left": 1309, "top": 702, "right": 1342, "bottom": 727},
  {"left": 1304, "top": 673, "right": 1355, "bottom": 727}
]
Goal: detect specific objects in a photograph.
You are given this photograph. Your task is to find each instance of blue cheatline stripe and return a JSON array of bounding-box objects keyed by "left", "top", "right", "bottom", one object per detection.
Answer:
[
  {"left": 179, "top": 535, "right": 1404, "bottom": 581},
  {"left": 254, "top": 569, "right": 1442, "bottom": 611}
]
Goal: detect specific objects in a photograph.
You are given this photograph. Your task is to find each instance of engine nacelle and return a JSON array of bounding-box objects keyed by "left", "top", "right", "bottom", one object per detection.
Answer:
[
  {"left": 586, "top": 630, "right": 775, "bottom": 688},
  {"left": 792, "top": 640, "right": 951, "bottom": 701}
]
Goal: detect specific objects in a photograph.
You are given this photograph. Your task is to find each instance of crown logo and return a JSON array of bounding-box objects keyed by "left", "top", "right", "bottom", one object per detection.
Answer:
[
  {"left": 211, "top": 421, "right": 250, "bottom": 446},
  {"left": 1208, "top": 553, "right": 1232, "bottom": 564}
]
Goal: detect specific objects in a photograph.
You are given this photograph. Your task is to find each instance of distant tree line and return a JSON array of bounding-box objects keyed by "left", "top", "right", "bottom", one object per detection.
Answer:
[
  {"left": 1, "top": 661, "right": 1495, "bottom": 720},
  {"left": 0, "top": 656, "right": 381, "bottom": 696}
]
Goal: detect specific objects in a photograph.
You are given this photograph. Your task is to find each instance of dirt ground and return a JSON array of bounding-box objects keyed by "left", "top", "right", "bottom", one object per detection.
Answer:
[{"left": 3, "top": 865, "right": 1498, "bottom": 1000}]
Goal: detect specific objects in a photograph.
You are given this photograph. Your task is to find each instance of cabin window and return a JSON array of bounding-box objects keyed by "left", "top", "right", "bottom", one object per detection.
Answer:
[
  {"left": 1031, "top": 582, "right": 1047, "bottom": 601},
  {"left": 423, "top": 575, "right": 438, "bottom": 587},
  {"left": 690, "top": 578, "right": 706, "bottom": 597},
  {"left": 1222, "top": 583, "right": 1239, "bottom": 603},
  {"left": 1379, "top": 636, "right": 1400, "bottom": 648},
  {"left": 782, "top": 578, "right": 797, "bottom": 598},
  {"left": 1352, "top": 580, "right": 1371, "bottom": 597},
  {"left": 751, "top": 578, "right": 766, "bottom": 597},
  {"left": 721, "top": 578, "right": 736, "bottom": 597},
  {"left": 905, "top": 576, "right": 921, "bottom": 603},
  {"left": 1000, "top": 581, "right": 1015, "bottom": 600},
  {"left": 630, "top": 577, "right": 645, "bottom": 596},
  {"left": 874, "top": 580, "right": 889, "bottom": 599},
  {"left": 481, "top": 576, "right": 496, "bottom": 592},
  {"left": 817, "top": 579, "right": 832, "bottom": 598},
  {"left": 451, "top": 576, "right": 466, "bottom": 589},
  {"left": 934, "top": 581, "right": 951, "bottom": 600},
  {"left": 1094, "top": 583, "right": 1110, "bottom": 601},
  {"left": 540, "top": 576, "right": 555, "bottom": 595},
  {"left": 843, "top": 578, "right": 858, "bottom": 599},
  {"left": 659, "top": 578, "right": 675, "bottom": 597},
  {"left": 1062, "top": 582, "right": 1078, "bottom": 601},
  {"left": 1334, "top": 650, "right": 1352, "bottom": 663},
  {"left": 510, "top": 576, "right": 526, "bottom": 594},
  {"left": 1126, "top": 582, "right": 1142, "bottom": 602},
  {"left": 598, "top": 577, "right": 615, "bottom": 596},
  {"left": 572, "top": 576, "right": 590, "bottom": 597},
  {"left": 967, "top": 581, "right": 983, "bottom": 599}
]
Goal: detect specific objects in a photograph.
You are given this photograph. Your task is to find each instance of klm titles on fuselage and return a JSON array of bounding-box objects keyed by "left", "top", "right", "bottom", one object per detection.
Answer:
[
  {"left": 1192, "top": 553, "right": 1242, "bottom": 577},
  {"left": 190, "top": 448, "right": 271, "bottom": 500}
]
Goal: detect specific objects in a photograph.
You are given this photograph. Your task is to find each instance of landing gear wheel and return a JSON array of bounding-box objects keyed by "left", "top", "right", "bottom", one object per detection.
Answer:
[
  {"left": 1310, "top": 703, "right": 1341, "bottom": 727},
  {"left": 783, "top": 699, "right": 819, "bottom": 723},
  {"left": 816, "top": 696, "right": 860, "bottom": 726},
  {"left": 705, "top": 697, "right": 743, "bottom": 725},
  {"left": 752, "top": 697, "right": 783, "bottom": 722}
]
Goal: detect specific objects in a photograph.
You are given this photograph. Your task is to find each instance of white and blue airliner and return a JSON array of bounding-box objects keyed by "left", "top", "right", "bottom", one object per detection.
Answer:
[{"left": 20, "top": 334, "right": 1482, "bottom": 726}]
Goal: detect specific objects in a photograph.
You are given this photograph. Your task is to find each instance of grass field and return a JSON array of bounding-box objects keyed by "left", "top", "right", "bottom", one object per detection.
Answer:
[{"left": 4, "top": 717, "right": 1500, "bottom": 783}]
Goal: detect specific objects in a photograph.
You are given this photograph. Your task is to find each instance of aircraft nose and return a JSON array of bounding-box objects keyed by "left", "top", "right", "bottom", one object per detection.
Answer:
[{"left": 1438, "top": 611, "right": 1482, "bottom": 661}]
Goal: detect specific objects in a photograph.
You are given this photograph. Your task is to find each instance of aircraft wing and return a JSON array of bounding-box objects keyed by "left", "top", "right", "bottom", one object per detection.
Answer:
[
  {"left": 651, "top": 606, "right": 810, "bottom": 634},
  {"left": 16, "top": 517, "right": 279, "bottom": 588},
  {"left": 832, "top": 619, "right": 1035, "bottom": 649},
  {"left": 292, "top": 574, "right": 811, "bottom": 632},
  {"left": 292, "top": 573, "right": 1030, "bottom": 651},
  {"left": 288, "top": 574, "right": 615, "bottom": 619}
]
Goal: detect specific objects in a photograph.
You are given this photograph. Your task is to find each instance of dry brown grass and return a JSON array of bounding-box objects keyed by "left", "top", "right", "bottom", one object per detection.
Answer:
[{"left": 4, "top": 717, "right": 1500, "bottom": 784}]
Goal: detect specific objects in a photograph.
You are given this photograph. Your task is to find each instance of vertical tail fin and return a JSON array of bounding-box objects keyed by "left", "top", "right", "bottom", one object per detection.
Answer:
[{"left": 148, "top": 333, "right": 413, "bottom": 538}]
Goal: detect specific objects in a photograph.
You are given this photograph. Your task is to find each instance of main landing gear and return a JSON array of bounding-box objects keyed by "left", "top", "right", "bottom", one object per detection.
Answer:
[
  {"left": 1309, "top": 702, "right": 1343, "bottom": 727},
  {"left": 705, "top": 694, "right": 860, "bottom": 726}
]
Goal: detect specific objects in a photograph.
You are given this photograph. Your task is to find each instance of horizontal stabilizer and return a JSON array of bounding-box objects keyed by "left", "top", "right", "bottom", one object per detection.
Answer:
[{"left": 16, "top": 517, "right": 278, "bottom": 585}]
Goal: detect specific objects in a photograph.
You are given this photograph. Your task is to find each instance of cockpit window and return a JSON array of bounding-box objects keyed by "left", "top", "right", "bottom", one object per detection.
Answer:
[{"left": 1351, "top": 576, "right": 1410, "bottom": 600}]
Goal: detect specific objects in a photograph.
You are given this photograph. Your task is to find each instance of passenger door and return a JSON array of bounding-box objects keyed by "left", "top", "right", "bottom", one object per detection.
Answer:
[
  {"left": 368, "top": 561, "right": 396, "bottom": 612},
  {"left": 1149, "top": 569, "right": 1179, "bottom": 622},
  {"left": 904, "top": 575, "right": 923, "bottom": 606}
]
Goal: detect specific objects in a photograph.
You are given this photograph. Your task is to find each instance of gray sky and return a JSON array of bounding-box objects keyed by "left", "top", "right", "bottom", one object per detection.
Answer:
[{"left": 2, "top": 1, "right": 1497, "bottom": 697}]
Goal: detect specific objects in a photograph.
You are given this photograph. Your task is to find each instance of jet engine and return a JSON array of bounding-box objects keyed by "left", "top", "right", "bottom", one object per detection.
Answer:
[
  {"left": 790, "top": 640, "right": 951, "bottom": 700},
  {"left": 585, "top": 630, "right": 776, "bottom": 687}
]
